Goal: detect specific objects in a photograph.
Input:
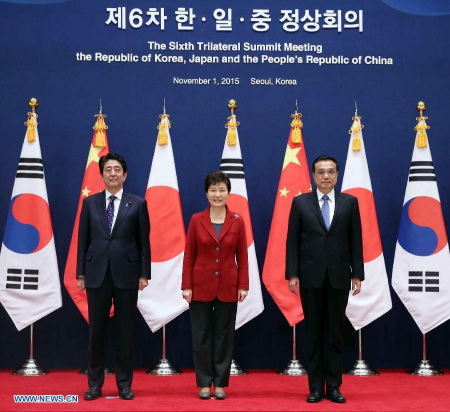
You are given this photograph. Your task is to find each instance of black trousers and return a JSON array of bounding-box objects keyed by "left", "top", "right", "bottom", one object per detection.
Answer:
[
  {"left": 190, "top": 298, "right": 238, "bottom": 388},
  {"left": 300, "top": 275, "right": 349, "bottom": 394},
  {"left": 86, "top": 267, "right": 138, "bottom": 390}
]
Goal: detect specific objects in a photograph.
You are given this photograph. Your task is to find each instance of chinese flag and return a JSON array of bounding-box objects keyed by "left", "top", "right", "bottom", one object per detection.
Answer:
[
  {"left": 262, "top": 112, "right": 311, "bottom": 326},
  {"left": 63, "top": 114, "right": 110, "bottom": 322}
]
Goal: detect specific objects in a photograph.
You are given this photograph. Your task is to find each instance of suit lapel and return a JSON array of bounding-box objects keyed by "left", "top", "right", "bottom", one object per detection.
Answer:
[
  {"left": 328, "top": 191, "right": 343, "bottom": 233},
  {"left": 218, "top": 206, "right": 235, "bottom": 243},
  {"left": 307, "top": 191, "right": 328, "bottom": 232},
  {"left": 200, "top": 207, "right": 219, "bottom": 244},
  {"left": 95, "top": 191, "right": 110, "bottom": 235},
  {"left": 110, "top": 192, "right": 131, "bottom": 237}
]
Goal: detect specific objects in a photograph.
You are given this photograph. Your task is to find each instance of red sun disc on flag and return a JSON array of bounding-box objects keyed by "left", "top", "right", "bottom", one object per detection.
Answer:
[
  {"left": 146, "top": 186, "right": 186, "bottom": 262},
  {"left": 226, "top": 194, "right": 254, "bottom": 248},
  {"left": 343, "top": 188, "right": 382, "bottom": 263}
]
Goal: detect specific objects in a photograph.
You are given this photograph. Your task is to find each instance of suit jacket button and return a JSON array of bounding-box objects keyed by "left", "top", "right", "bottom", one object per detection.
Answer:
[
  {"left": 216, "top": 247, "right": 220, "bottom": 251},
  {"left": 215, "top": 259, "right": 219, "bottom": 263},
  {"left": 215, "top": 271, "right": 219, "bottom": 276}
]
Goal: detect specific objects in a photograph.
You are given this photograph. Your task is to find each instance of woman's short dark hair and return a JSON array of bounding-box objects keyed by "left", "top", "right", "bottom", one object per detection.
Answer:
[
  {"left": 311, "top": 155, "right": 339, "bottom": 173},
  {"left": 99, "top": 153, "right": 128, "bottom": 174},
  {"left": 204, "top": 170, "right": 231, "bottom": 193}
]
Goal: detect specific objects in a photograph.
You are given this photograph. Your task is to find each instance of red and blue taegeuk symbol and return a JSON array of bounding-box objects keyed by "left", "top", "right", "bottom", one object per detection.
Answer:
[
  {"left": 398, "top": 196, "right": 447, "bottom": 256},
  {"left": 3, "top": 194, "right": 53, "bottom": 254}
]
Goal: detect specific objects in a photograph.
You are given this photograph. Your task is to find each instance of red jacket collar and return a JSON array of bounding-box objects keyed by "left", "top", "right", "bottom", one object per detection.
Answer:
[{"left": 199, "top": 205, "right": 237, "bottom": 243}]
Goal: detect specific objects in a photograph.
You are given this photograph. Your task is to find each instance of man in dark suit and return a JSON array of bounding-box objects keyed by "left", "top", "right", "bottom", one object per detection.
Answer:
[
  {"left": 76, "top": 153, "right": 151, "bottom": 401},
  {"left": 286, "top": 155, "right": 364, "bottom": 404}
]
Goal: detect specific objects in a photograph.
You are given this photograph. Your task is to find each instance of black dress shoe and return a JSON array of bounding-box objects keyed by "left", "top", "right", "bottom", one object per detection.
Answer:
[
  {"left": 306, "top": 392, "right": 325, "bottom": 403},
  {"left": 84, "top": 387, "right": 102, "bottom": 401},
  {"left": 326, "top": 388, "right": 346, "bottom": 403},
  {"left": 119, "top": 387, "right": 135, "bottom": 400}
]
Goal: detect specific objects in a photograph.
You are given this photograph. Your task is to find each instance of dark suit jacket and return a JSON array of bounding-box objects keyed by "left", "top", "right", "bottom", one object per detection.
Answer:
[
  {"left": 76, "top": 190, "right": 151, "bottom": 289},
  {"left": 285, "top": 190, "right": 364, "bottom": 290},
  {"left": 182, "top": 206, "right": 249, "bottom": 302}
]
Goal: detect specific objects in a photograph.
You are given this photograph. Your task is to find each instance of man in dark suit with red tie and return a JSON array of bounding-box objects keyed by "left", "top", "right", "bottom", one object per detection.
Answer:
[
  {"left": 286, "top": 155, "right": 364, "bottom": 404},
  {"left": 76, "top": 153, "right": 151, "bottom": 401}
]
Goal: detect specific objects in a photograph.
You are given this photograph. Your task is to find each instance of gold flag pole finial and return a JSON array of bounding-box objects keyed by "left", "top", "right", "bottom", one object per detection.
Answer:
[
  {"left": 226, "top": 99, "right": 239, "bottom": 146},
  {"left": 349, "top": 101, "right": 363, "bottom": 151},
  {"left": 290, "top": 100, "right": 303, "bottom": 143},
  {"left": 157, "top": 98, "right": 170, "bottom": 145},
  {"left": 93, "top": 99, "right": 108, "bottom": 148},
  {"left": 25, "top": 98, "right": 39, "bottom": 142},
  {"left": 415, "top": 101, "right": 429, "bottom": 148},
  {"left": 228, "top": 98, "right": 237, "bottom": 115},
  {"left": 29, "top": 97, "right": 39, "bottom": 113}
]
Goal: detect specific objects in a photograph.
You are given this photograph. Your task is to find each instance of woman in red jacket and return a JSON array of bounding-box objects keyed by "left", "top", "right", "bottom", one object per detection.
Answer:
[{"left": 182, "top": 170, "right": 249, "bottom": 400}]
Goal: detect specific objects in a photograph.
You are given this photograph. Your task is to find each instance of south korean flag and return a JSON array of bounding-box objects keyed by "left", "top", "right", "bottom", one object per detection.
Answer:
[
  {"left": 392, "top": 116, "right": 450, "bottom": 334},
  {"left": 0, "top": 113, "right": 62, "bottom": 330}
]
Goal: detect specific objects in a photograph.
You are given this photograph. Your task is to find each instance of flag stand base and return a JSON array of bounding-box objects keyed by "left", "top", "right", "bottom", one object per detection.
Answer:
[
  {"left": 347, "top": 360, "right": 379, "bottom": 376},
  {"left": 230, "top": 359, "right": 248, "bottom": 375},
  {"left": 13, "top": 358, "right": 47, "bottom": 376},
  {"left": 79, "top": 368, "right": 114, "bottom": 375},
  {"left": 278, "top": 359, "right": 307, "bottom": 376},
  {"left": 408, "top": 359, "right": 443, "bottom": 376},
  {"left": 147, "top": 358, "right": 180, "bottom": 375}
]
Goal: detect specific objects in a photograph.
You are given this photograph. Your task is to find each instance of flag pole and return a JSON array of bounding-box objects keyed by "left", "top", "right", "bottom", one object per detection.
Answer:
[
  {"left": 223, "top": 99, "right": 249, "bottom": 376},
  {"left": 230, "top": 358, "right": 248, "bottom": 376},
  {"left": 347, "top": 328, "right": 379, "bottom": 376},
  {"left": 278, "top": 101, "right": 307, "bottom": 376},
  {"left": 347, "top": 104, "right": 378, "bottom": 376},
  {"left": 402, "top": 102, "right": 442, "bottom": 377},
  {"left": 148, "top": 324, "right": 181, "bottom": 375},
  {"left": 278, "top": 324, "right": 307, "bottom": 375},
  {"left": 147, "top": 101, "right": 179, "bottom": 376},
  {"left": 12, "top": 100, "right": 46, "bottom": 376},
  {"left": 144, "top": 99, "right": 182, "bottom": 375},
  {"left": 408, "top": 333, "right": 443, "bottom": 376},
  {"left": 78, "top": 100, "right": 113, "bottom": 376},
  {"left": 13, "top": 323, "right": 47, "bottom": 376}
]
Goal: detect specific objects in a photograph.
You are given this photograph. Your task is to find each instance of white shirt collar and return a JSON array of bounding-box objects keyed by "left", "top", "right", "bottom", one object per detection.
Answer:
[
  {"left": 105, "top": 188, "right": 123, "bottom": 201},
  {"left": 317, "top": 188, "right": 335, "bottom": 202}
]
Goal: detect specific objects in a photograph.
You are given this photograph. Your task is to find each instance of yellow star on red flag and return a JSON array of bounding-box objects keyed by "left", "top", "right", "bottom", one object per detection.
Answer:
[
  {"left": 81, "top": 186, "right": 91, "bottom": 197},
  {"left": 86, "top": 145, "right": 102, "bottom": 169},
  {"left": 279, "top": 186, "right": 290, "bottom": 197},
  {"left": 283, "top": 145, "right": 301, "bottom": 170}
]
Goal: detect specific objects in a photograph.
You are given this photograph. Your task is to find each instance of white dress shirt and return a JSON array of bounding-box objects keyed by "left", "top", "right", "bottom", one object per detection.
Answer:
[
  {"left": 317, "top": 188, "right": 335, "bottom": 224},
  {"left": 105, "top": 188, "right": 123, "bottom": 231}
]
